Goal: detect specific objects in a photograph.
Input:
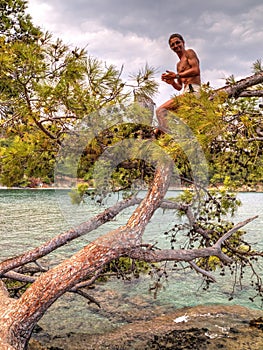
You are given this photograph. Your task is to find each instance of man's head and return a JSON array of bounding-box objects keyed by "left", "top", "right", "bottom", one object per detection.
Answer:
[
  {"left": 168, "top": 34, "right": 185, "bottom": 54},
  {"left": 168, "top": 33, "right": 184, "bottom": 45}
]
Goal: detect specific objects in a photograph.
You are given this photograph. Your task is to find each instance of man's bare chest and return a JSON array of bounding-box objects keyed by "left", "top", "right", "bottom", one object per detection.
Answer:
[{"left": 177, "top": 57, "right": 191, "bottom": 72}]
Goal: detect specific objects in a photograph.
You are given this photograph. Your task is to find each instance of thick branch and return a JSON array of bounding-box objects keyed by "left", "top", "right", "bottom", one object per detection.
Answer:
[
  {"left": 0, "top": 196, "right": 186, "bottom": 277},
  {"left": 238, "top": 90, "right": 263, "bottom": 97},
  {"left": 0, "top": 196, "right": 141, "bottom": 276},
  {"left": 128, "top": 216, "right": 258, "bottom": 268},
  {"left": 128, "top": 245, "right": 225, "bottom": 263},
  {"left": 212, "top": 72, "right": 263, "bottom": 98},
  {"left": 0, "top": 161, "right": 173, "bottom": 347},
  {"left": 214, "top": 215, "right": 258, "bottom": 248}
]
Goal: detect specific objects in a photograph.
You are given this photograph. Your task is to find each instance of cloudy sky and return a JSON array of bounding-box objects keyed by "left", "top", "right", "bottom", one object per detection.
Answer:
[{"left": 27, "top": 0, "right": 263, "bottom": 105}]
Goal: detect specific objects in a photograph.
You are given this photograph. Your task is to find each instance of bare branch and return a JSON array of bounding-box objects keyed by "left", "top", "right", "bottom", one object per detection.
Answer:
[
  {"left": 189, "top": 261, "right": 217, "bottom": 282},
  {"left": 128, "top": 216, "right": 259, "bottom": 270},
  {"left": 3, "top": 271, "right": 35, "bottom": 284},
  {"left": 128, "top": 246, "right": 221, "bottom": 263},
  {"left": 34, "top": 261, "right": 48, "bottom": 272},
  {"left": 0, "top": 196, "right": 141, "bottom": 276},
  {"left": 211, "top": 72, "right": 263, "bottom": 98},
  {"left": 238, "top": 90, "right": 263, "bottom": 97},
  {"left": 73, "top": 289, "right": 101, "bottom": 308},
  {"left": 70, "top": 267, "right": 104, "bottom": 291},
  {"left": 214, "top": 216, "right": 258, "bottom": 248}
]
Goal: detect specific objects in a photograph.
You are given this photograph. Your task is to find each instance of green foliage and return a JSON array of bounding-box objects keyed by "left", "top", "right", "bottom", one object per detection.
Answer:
[
  {"left": 252, "top": 59, "right": 262, "bottom": 74},
  {"left": 0, "top": 131, "right": 56, "bottom": 186},
  {"left": 70, "top": 183, "right": 94, "bottom": 205},
  {"left": 0, "top": 16, "right": 159, "bottom": 187},
  {"left": 0, "top": 40, "right": 140, "bottom": 187},
  {"left": 0, "top": 0, "right": 41, "bottom": 42},
  {"left": 167, "top": 88, "right": 226, "bottom": 148},
  {"left": 158, "top": 84, "right": 263, "bottom": 189},
  {"left": 4, "top": 278, "right": 31, "bottom": 298},
  {"left": 102, "top": 257, "right": 151, "bottom": 280},
  {"left": 0, "top": 3, "right": 262, "bottom": 194},
  {"left": 76, "top": 102, "right": 157, "bottom": 197},
  {"left": 129, "top": 63, "right": 159, "bottom": 100},
  {"left": 209, "top": 96, "right": 263, "bottom": 188}
]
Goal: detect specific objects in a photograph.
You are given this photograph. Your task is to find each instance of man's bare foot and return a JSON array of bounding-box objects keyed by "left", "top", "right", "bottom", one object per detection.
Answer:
[{"left": 153, "top": 128, "right": 164, "bottom": 138}]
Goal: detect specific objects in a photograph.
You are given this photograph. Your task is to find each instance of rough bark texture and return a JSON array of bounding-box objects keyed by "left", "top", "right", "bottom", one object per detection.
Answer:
[
  {"left": 212, "top": 72, "right": 263, "bottom": 98},
  {"left": 0, "top": 161, "right": 173, "bottom": 349},
  {"left": 0, "top": 196, "right": 142, "bottom": 276}
]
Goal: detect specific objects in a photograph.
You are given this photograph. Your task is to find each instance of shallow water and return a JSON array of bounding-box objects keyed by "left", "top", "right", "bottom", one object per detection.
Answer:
[{"left": 0, "top": 189, "right": 262, "bottom": 339}]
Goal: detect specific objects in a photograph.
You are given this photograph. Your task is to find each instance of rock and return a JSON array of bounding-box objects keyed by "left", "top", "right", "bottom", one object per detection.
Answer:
[
  {"left": 249, "top": 316, "right": 263, "bottom": 330},
  {"left": 31, "top": 305, "right": 263, "bottom": 350},
  {"left": 32, "top": 325, "right": 44, "bottom": 334}
]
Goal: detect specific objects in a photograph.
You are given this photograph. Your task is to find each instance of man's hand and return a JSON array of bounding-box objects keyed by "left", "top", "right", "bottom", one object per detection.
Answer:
[
  {"left": 161, "top": 71, "right": 182, "bottom": 90},
  {"left": 161, "top": 71, "right": 180, "bottom": 84}
]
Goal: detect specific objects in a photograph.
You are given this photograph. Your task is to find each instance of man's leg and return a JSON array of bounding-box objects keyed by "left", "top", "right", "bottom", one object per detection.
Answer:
[{"left": 156, "top": 98, "right": 177, "bottom": 129}]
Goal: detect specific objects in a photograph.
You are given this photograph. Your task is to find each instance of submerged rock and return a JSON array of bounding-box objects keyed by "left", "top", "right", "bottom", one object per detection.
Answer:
[
  {"left": 29, "top": 305, "right": 263, "bottom": 350},
  {"left": 249, "top": 316, "right": 263, "bottom": 330}
]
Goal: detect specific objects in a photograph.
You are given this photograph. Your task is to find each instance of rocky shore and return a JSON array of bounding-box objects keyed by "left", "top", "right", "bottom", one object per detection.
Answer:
[{"left": 29, "top": 305, "right": 262, "bottom": 350}]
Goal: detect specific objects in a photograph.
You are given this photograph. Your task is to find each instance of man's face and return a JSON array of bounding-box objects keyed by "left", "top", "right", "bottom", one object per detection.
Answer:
[{"left": 169, "top": 37, "right": 184, "bottom": 53}]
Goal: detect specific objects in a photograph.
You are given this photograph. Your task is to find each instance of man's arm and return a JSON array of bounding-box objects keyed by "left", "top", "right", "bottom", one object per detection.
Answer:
[
  {"left": 161, "top": 72, "right": 183, "bottom": 91},
  {"left": 178, "top": 49, "right": 200, "bottom": 78}
]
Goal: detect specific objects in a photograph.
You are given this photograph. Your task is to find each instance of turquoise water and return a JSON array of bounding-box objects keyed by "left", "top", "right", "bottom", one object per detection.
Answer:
[{"left": 0, "top": 189, "right": 262, "bottom": 336}]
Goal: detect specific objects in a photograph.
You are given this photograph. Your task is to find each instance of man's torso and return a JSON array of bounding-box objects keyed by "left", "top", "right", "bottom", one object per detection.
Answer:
[{"left": 177, "top": 49, "right": 201, "bottom": 86}]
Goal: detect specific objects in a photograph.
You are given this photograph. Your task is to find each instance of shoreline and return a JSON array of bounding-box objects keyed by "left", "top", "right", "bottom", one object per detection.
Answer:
[
  {"left": 1, "top": 185, "right": 263, "bottom": 193},
  {"left": 29, "top": 304, "right": 263, "bottom": 350}
]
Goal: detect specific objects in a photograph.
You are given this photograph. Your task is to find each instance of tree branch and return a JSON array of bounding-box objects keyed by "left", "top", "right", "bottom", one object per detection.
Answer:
[
  {"left": 127, "top": 216, "right": 259, "bottom": 270},
  {"left": 238, "top": 90, "right": 263, "bottom": 97},
  {"left": 189, "top": 261, "right": 216, "bottom": 282},
  {"left": 0, "top": 196, "right": 141, "bottom": 276},
  {"left": 214, "top": 215, "right": 258, "bottom": 248},
  {"left": 73, "top": 289, "right": 101, "bottom": 308},
  {"left": 211, "top": 72, "right": 263, "bottom": 98},
  {"left": 0, "top": 195, "right": 188, "bottom": 276},
  {"left": 128, "top": 246, "right": 222, "bottom": 263},
  {"left": 3, "top": 271, "right": 35, "bottom": 284},
  {"left": 0, "top": 161, "right": 173, "bottom": 341},
  {"left": 4, "top": 270, "right": 102, "bottom": 308}
]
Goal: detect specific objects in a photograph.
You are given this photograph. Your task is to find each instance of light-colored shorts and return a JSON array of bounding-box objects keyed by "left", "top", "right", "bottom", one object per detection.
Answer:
[{"left": 182, "top": 84, "right": 201, "bottom": 96}]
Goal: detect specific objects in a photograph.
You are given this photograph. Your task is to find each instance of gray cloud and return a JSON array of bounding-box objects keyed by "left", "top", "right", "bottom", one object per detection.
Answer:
[
  {"left": 39, "top": 0, "right": 262, "bottom": 38},
  {"left": 27, "top": 0, "right": 263, "bottom": 102}
]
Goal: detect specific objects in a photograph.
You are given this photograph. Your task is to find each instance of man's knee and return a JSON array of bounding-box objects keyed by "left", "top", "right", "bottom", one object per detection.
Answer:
[
  {"left": 156, "top": 106, "right": 168, "bottom": 124},
  {"left": 156, "top": 105, "right": 167, "bottom": 116}
]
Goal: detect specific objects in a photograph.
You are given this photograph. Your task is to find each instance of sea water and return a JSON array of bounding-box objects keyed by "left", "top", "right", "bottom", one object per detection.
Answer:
[{"left": 0, "top": 189, "right": 262, "bottom": 337}]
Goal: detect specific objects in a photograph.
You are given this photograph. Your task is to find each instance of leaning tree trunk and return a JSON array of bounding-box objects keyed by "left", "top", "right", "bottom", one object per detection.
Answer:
[
  {"left": 212, "top": 71, "right": 263, "bottom": 98},
  {"left": 0, "top": 160, "right": 173, "bottom": 350}
]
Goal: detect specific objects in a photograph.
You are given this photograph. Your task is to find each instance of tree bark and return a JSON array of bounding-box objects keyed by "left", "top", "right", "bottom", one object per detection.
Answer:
[
  {"left": 0, "top": 160, "right": 173, "bottom": 349},
  {"left": 212, "top": 72, "right": 263, "bottom": 98},
  {"left": 0, "top": 196, "right": 142, "bottom": 276}
]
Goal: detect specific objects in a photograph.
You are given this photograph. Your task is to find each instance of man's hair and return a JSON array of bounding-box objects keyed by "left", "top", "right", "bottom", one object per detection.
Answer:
[{"left": 168, "top": 33, "right": 184, "bottom": 44}]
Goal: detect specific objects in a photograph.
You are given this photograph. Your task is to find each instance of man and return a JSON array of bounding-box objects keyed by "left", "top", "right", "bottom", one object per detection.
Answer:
[{"left": 156, "top": 33, "right": 201, "bottom": 129}]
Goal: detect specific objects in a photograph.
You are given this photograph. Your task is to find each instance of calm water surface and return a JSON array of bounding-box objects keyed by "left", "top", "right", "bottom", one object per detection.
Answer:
[{"left": 0, "top": 189, "right": 262, "bottom": 336}]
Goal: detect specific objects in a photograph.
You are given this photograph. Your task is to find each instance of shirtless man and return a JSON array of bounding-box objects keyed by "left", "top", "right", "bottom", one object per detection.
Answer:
[{"left": 156, "top": 33, "right": 201, "bottom": 129}]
